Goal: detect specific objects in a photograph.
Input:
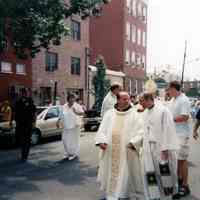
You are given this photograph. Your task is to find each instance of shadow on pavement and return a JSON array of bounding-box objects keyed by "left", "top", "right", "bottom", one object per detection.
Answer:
[
  {"left": 183, "top": 195, "right": 200, "bottom": 200},
  {"left": 0, "top": 156, "right": 97, "bottom": 200}
]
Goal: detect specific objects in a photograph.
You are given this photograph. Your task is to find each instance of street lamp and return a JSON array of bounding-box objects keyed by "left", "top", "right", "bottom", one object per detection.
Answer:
[
  {"left": 85, "top": 47, "right": 91, "bottom": 109},
  {"left": 50, "top": 80, "right": 57, "bottom": 105}
]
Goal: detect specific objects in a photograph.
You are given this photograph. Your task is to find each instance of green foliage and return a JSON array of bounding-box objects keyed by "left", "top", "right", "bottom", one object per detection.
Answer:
[
  {"left": 186, "top": 87, "right": 200, "bottom": 97},
  {"left": 0, "top": 0, "right": 110, "bottom": 59},
  {"left": 92, "top": 55, "right": 110, "bottom": 112}
]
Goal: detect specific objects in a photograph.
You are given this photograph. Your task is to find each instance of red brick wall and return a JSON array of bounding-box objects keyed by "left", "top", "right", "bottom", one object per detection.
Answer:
[
  {"left": 90, "top": 0, "right": 148, "bottom": 94},
  {"left": 89, "top": 0, "right": 124, "bottom": 70},
  {"left": 32, "top": 17, "right": 89, "bottom": 105},
  {"left": 0, "top": 46, "right": 32, "bottom": 103}
]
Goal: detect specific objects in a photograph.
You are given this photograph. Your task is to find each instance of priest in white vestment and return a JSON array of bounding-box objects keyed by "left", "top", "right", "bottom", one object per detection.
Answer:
[
  {"left": 140, "top": 93, "right": 180, "bottom": 200},
  {"left": 95, "top": 92, "right": 144, "bottom": 200},
  {"left": 60, "top": 94, "right": 84, "bottom": 160},
  {"left": 101, "top": 83, "right": 122, "bottom": 117}
]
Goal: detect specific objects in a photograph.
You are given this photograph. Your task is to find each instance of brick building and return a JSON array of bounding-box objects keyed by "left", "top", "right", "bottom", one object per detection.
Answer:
[
  {"left": 0, "top": 41, "right": 32, "bottom": 104},
  {"left": 32, "top": 16, "right": 89, "bottom": 105},
  {"left": 90, "top": 0, "right": 148, "bottom": 94}
]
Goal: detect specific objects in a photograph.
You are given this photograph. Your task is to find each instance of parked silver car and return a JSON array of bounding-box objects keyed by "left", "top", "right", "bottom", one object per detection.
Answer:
[
  {"left": 31, "top": 105, "right": 63, "bottom": 144},
  {"left": 0, "top": 106, "right": 63, "bottom": 145}
]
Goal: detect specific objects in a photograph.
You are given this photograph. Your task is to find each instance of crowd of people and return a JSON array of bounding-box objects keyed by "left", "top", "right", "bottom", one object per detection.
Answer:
[
  {"left": 95, "top": 80, "right": 200, "bottom": 200},
  {"left": 1, "top": 80, "right": 200, "bottom": 200}
]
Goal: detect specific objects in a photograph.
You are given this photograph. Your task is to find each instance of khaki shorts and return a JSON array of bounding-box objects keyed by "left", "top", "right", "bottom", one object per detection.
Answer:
[{"left": 177, "top": 136, "right": 190, "bottom": 160}]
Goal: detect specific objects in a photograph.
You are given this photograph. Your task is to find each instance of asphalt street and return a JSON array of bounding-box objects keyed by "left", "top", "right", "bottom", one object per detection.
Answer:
[{"left": 0, "top": 132, "right": 200, "bottom": 200}]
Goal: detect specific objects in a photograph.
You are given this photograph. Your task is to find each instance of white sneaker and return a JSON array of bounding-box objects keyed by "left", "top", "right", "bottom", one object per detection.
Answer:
[{"left": 68, "top": 155, "right": 77, "bottom": 161}]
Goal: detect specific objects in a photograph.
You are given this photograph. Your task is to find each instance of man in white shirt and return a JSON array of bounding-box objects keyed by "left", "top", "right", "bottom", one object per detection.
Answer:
[
  {"left": 101, "top": 83, "right": 122, "bottom": 117},
  {"left": 168, "top": 81, "right": 192, "bottom": 197}
]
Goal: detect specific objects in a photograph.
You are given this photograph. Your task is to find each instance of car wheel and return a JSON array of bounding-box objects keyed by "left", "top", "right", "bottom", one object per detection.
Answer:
[{"left": 31, "top": 128, "right": 41, "bottom": 145}]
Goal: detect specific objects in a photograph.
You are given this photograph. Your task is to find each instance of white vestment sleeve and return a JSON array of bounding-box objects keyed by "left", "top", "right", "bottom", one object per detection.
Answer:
[
  {"left": 160, "top": 108, "right": 179, "bottom": 151},
  {"left": 95, "top": 111, "right": 111, "bottom": 145},
  {"left": 73, "top": 103, "right": 84, "bottom": 114},
  {"left": 129, "top": 112, "right": 144, "bottom": 152}
]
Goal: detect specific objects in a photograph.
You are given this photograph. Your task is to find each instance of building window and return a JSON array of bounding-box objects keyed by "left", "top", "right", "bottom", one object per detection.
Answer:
[
  {"left": 136, "top": 54, "right": 141, "bottom": 65},
  {"left": 132, "top": 0, "right": 136, "bottom": 16},
  {"left": 135, "top": 79, "right": 138, "bottom": 94},
  {"left": 0, "top": 61, "right": 12, "bottom": 73},
  {"left": 126, "top": 22, "right": 131, "bottom": 41},
  {"left": 126, "top": 0, "right": 131, "bottom": 14},
  {"left": 137, "top": 29, "right": 141, "bottom": 45},
  {"left": 142, "top": 32, "right": 146, "bottom": 47},
  {"left": 71, "top": 20, "right": 81, "bottom": 41},
  {"left": 46, "top": 52, "right": 58, "bottom": 72},
  {"left": 137, "top": 2, "right": 142, "bottom": 17},
  {"left": 16, "top": 64, "right": 26, "bottom": 74},
  {"left": 142, "top": 6, "right": 147, "bottom": 23},
  {"left": 132, "top": 25, "right": 136, "bottom": 43},
  {"left": 142, "top": 55, "right": 146, "bottom": 68},
  {"left": 131, "top": 51, "right": 135, "bottom": 65},
  {"left": 125, "top": 49, "right": 130, "bottom": 64},
  {"left": 71, "top": 57, "right": 81, "bottom": 75}
]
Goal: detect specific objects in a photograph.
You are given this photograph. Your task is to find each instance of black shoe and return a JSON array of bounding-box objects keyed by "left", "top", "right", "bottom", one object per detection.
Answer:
[
  {"left": 20, "top": 158, "right": 27, "bottom": 163},
  {"left": 172, "top": 193, "right": 181, "bottom": 200},
  {"left": 178, "top": 186, "right": 191, "bottom": 197}
]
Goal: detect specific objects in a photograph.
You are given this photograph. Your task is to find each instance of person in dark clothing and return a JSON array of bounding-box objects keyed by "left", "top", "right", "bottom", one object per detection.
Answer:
[
  {"left": 15, "top": 89, "right": 36, "bottom": 161},
  {"left": 193, "top": 108, "right": 200, "bottom": 140}
]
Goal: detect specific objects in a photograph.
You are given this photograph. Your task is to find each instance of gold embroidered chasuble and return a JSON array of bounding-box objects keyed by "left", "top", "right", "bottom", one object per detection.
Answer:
[{"left": 109, "top": 110, "right": 126, "bottom": 194}]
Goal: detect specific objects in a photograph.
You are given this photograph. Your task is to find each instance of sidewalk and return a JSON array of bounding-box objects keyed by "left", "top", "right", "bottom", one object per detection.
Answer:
[{"left": 188, "top": 138, "right": 200, "bottom": 200}]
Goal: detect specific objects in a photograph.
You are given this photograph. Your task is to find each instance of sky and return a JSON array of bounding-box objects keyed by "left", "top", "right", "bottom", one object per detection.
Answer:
[{"left": 147, "top": 0, "right": 200, "bottom": 80}]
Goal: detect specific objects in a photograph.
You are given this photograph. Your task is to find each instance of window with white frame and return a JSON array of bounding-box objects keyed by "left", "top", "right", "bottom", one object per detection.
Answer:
[
  {"left": 142, "top": 55, "right": 146, "bottom": 68},
  {"left": 142, "top": 6, "right": 147, "bottom": 23},
  {"left": 137, "top": 29, "right": 141, "bottom": 45},
  {"left": 126, "top": 22, "right": 131, "bottom": 41},
  {"left": 142, "top": 31, "right": 146, "bottom": 47},
  {"left": 0, "top": 61, "right": 12, "bottom": 73},
  {"left": 137, "top": 2, "right": 142, "bottom": 17},
  {"left": 135, "top": 79, "right": 138, "bottom": 94},
  {"left": 131, "top": 51, "right": 135, "bottom": 65},
  {"left": 132, "top": 25, "right": 136, "bottom": 43},
  {"left": 16, "top": 64, "right": 26, "bottom": 74},
  {"left": 125, "top": 49, "right": 130, "bottom": 64},
  {"left": 132, "top": 0, "right": 136, "bottom": 16},
  {"left": 129, "top": 79, "right": 132, "bottom": 94},
  {"left": 136, "top": 54, "right": 141, "bottom": 65},
  {"left": 126, "top": 0, "right": 131, "bottom": 13}
]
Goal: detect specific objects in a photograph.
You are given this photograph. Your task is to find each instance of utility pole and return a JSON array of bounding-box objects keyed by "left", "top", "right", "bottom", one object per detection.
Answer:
[
  {"left": 181, "top": 40, "right": 187, "bottom": 87},
  {"left": 53, "top": 81, "right": 57, "bottom": 105}
]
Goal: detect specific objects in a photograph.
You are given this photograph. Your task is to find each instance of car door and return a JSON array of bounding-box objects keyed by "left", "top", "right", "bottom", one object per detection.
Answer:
[{"left": 41, "top": 107, "right": 60, "bottom": 137}]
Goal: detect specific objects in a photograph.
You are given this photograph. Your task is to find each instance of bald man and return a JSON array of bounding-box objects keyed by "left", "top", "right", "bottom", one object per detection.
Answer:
[{"left": 95, "top": 92, "right": 144, "bottom": 200}]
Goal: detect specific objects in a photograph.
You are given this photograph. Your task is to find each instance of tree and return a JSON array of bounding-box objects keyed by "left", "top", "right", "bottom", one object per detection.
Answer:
[
  {"left": 0, "top": 0, "right": 110, "bottom": 58},
  {"left": 92, "top": 55, "right": 110, "bottom": 112}
]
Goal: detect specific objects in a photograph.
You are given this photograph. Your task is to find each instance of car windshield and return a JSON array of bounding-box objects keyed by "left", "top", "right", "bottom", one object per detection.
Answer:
[{"left": 36, "top": 107, "right": 47, "bottom": 115}]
